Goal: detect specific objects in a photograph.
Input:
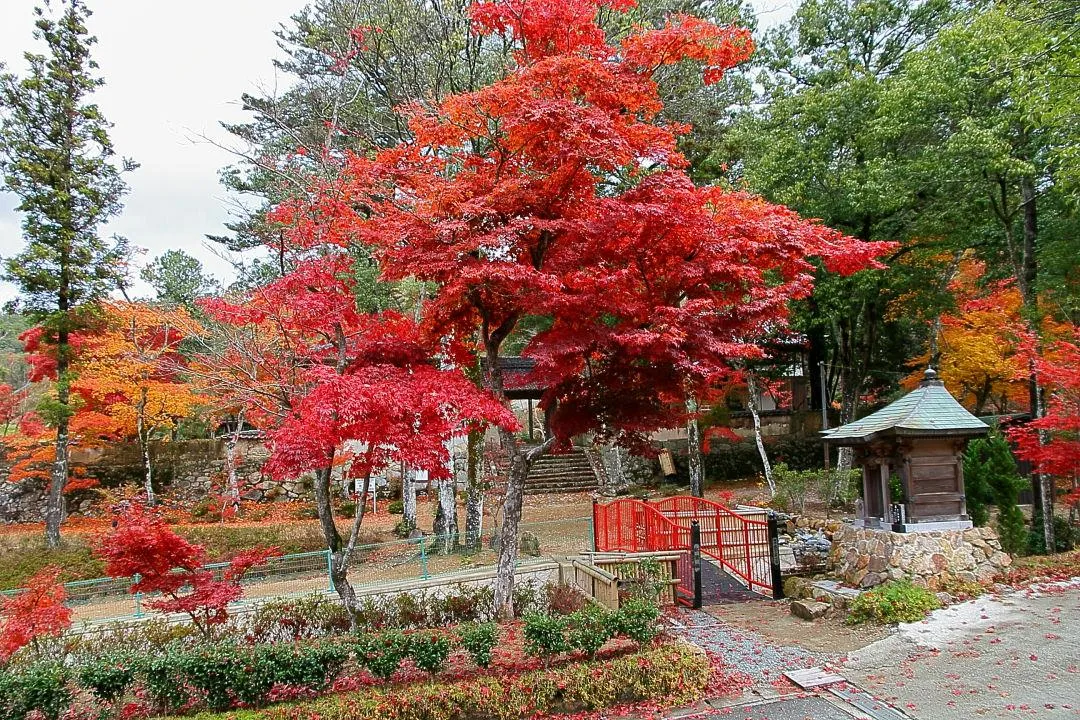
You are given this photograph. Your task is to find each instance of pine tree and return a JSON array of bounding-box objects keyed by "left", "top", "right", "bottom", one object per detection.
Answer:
[
  {"left": 964, "top": 431, "right": 1028, "bottom": 555},
  {"left": 0, "top": 0, "right": 135, "bottom": 547}
]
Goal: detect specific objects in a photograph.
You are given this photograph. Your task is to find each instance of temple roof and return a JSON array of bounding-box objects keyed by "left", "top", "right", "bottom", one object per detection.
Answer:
[{"left": 823, "top": 369, "right": 990, "bottom": 445}]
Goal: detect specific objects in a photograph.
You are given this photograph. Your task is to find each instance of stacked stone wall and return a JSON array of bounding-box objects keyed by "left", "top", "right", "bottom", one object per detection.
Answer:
[{"left": 830, "top": 525, "right": 1012, "bottom": 589}]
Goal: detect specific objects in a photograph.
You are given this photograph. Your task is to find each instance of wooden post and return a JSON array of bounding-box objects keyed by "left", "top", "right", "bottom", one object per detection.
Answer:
[
  {"left": 691, "top": 521, "right": 703, "bottom": 610},
  {"left": 768, "top": 513, "right": 784, "bottom": 600}
]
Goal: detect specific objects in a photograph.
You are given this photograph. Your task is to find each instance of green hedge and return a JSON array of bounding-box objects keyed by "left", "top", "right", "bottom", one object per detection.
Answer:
[
  {"left": 665, "top": 434, "right": 825, "bottom": 484},
  {"left": 192, "top": 643, "right": 708, "bottom": 720}
]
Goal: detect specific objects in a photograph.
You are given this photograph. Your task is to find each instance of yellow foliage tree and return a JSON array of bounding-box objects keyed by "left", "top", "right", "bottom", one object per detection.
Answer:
[{"left": 72, "top": 302, "right": 202, "bottom": 504}]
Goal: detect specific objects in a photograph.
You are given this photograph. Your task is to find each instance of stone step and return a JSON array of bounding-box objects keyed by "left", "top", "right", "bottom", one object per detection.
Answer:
[{"left": 526, "top": 469, "right": 595, "bottom": 480}]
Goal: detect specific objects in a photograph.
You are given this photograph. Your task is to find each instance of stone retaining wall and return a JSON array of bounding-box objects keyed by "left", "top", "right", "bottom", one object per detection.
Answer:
[{"left": 830, "top": 524, "right": 1012, "bottom": 589}]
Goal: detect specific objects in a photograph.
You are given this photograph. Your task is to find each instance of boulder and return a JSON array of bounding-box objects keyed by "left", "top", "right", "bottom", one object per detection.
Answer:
[{"left": 790, "top": 600, "right": 830, "bottom": 621}]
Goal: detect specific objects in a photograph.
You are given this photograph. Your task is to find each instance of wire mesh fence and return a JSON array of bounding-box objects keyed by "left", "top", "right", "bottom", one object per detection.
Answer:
[{"left": 1, "top": 516, "right": 595, "bottom": 626}]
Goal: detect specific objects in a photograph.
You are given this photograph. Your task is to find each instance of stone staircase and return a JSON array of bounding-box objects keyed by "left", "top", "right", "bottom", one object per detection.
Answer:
[{"left": 524, "top": 448, "right": 599, "bottom": 494}]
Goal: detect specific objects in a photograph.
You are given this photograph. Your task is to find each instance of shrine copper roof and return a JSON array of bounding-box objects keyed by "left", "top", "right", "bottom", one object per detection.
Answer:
[{"left": 822, "top": 369, "right": 990, "bottom": 445}]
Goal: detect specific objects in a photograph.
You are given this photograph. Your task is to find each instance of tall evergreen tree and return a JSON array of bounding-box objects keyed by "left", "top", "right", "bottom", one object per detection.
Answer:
[{"left": 0, "top": 0, "right": 134, "bottom": 547}]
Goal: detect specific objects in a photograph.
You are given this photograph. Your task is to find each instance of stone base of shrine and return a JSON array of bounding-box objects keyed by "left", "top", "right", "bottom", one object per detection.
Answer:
[{"left": 830, "top": 525, "right": 1012, "bottom": 590}]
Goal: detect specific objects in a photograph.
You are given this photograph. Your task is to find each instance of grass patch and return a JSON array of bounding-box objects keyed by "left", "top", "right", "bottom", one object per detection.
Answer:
[
  {"left": 847, "top": 580, "right": 941, "bottom": 625},
  {"left": 0, "top": 522, "right": 383, "bottom": 590}
]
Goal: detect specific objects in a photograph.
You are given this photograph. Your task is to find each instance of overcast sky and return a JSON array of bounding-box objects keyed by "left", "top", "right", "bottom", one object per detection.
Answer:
[{"left": 0, "top": 0, "right": 795, "bottom": 304}]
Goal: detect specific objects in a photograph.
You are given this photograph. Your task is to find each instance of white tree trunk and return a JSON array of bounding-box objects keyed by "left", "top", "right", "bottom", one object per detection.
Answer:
[
  {"left": 747, "top": 374, "right": 775, "bottom": 495},
  {"left": 433, "top": 476, "right": 458, "bottom": 554}
]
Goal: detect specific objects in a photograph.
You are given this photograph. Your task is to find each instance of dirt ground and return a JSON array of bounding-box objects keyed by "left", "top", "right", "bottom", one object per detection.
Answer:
[{"left": 705, "top": 599, "right": 890, "bottom": 655}]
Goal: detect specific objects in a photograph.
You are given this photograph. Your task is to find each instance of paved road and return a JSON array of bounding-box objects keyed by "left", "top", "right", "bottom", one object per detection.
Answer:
[{"left": 843, "top": 582, "right": 1080, "bottom": 719}]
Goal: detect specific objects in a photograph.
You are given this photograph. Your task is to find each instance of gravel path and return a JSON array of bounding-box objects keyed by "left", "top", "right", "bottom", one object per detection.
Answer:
[{"left": 665, "top": 607, "right": 829, "bottom": 683}]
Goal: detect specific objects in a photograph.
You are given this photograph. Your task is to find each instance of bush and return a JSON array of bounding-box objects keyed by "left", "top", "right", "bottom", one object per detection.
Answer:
[
  {"left": 232, "top": 643, "right": 709, "bottom": 720},
  {"left": 847, "top": 580, "right": 941, "bottom": 625},
  {"left": 567, "top": 604, "right": 616, "bottom": 657},
  {"left": 77, "top": 653, "right": 137, "bottom": 703},
  {"left": 408, "top": 631, "right": 452, "bottom": 675},
  {"left": 544, "top": 582, "right": 587, "bottom": 616},
  {"left": 772, "top": 463, "right": 813, "bottom": 514},
  {"left": 354, "top": 631, "right": 410, "bottom": 680},
  {"left": 387, "top": 500, "right": 405, "bottom": 515},
  {"left": 458, "top": 622, "right": 498, "bottom": 668},
  {"left": 258, "top": 640, "right": 350, "bottom": 691},
  {"left": 246, "top": 595, "right": 351, "bottom": 643},
  {"left": 0, "top": 662, "right": 71, "bottom": 720},
  {"left": 133, "top": 639, "right": 351, "bottom": 712},
  {"left": 817, "top": 468, "right": 861, "bottom": 510},
  {"left": 1028, "top": 513, "right": 1080, "bottom": 555},
  {"left": 139, "top": 648, "right": 192, "bottom": 713},
  {"left": 522, "top": 613, "right": 570, "bottom": 659},
  {"left": 392, "top": 593, "right": 428, "bottom": 628},
  {"left": 614, "top": 598, "right": 660, "bottom": 645}
]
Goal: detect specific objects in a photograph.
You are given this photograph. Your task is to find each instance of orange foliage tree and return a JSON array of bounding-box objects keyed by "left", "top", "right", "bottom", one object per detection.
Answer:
[
  {"left": 70, "top": 302, "right": 202, "bottom": 505},
  {"left": 906, "top": 261, "right": 1065, "bottom": 414}
]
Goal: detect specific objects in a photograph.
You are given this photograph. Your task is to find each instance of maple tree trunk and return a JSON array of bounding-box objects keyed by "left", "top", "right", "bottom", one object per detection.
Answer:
[
  {"left": 493, "top": 426, "right": 529, "bottom": 617},
  {"left": 313, "top": 464, "right": 359, "bottom": 616},
  {"left": 685, "top": 393, "right": 703, "bottom": 498},
  {"left": 463, "top": 430, "right": 484, "bottom": 553},
  {"left": 223, "top": 411, "right": 244, "bottom": 514},
  {"left": 400, "top": 463, "right": 417, "bottom": 534}
]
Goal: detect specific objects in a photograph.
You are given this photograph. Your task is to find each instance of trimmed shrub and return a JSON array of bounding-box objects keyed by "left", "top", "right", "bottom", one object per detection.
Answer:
[
  {"left": 228, "top": 643, "right": 709, "bottom": 720},
  {"left": 77, "top": 653, "right": 137, "bottom": 704},
  {"left": 387, "top": 500, "right": 405, "bottom": 515},
  {"left": 522, "top": 613, "right": 570, "bottom": 659},
  {"left": 567, "top": 605, "right": 617, "bottom": 657},
  {"left": 408, "top": 631, "right": 452, "bottom": 675},
  {"left": 615, "top": 598, "right": 660, "bottom": 645},
  {"left": 458, "top": 622, "right": 498, "bottom": 668},
  {"left": 353, "top": 631, "right": 410, "bottom": 680},
  {"left": 847, "top": 580, "right": 941, "bottom": 625},
  {"left": 0, "top": 662, "right": 72, "bottom": 720}
]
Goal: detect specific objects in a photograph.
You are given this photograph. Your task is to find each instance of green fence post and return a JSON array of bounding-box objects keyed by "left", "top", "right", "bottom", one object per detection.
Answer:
[
  {"left": 419, "top": 539, "right": 429, "bottom": 580},
  {"left": 327, "top": 549, "right": 336, "bottom": 593},
  {"left": 133, "top": 575, "right": 143, "bottom": 618}
]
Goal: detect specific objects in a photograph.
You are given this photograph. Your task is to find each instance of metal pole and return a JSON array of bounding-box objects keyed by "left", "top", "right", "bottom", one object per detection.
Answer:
[
  {"left": 591, "top": 498, "right": 599, "bottom": 552},
  {"left": 819, "top": 361, "right": 830, "bottom": 469},
  {"left": 326, "top": 549, "right": 336, "bottom": 593},
  {"left": 132, "top": 574, "right": 143, "bottom": 618},
  {"left": 691, "top": 521, "right": 703, "bottom": 610},
  {"left": 767, "top": 513, "right": 784, "bottom": 600},
  {"left": 419, "top": 538, "right": 429, "bottom": 579}
]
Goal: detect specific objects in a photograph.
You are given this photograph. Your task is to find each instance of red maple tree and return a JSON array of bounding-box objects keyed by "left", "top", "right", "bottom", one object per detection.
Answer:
[
  {"left": 0, "top": 565, "right": 72, "bottom": 663},
  {"left": 96, "top": 504, "right": 280, "bottom": 636},
  {"left": 262, "top": 0, "right": 891, "bottom": 612},
  {"left": 1009, "top": 328, "right": 1080, "bottom": 482},
  {"left": 197, "top": 258, "right": 516, "bottom": 611}
]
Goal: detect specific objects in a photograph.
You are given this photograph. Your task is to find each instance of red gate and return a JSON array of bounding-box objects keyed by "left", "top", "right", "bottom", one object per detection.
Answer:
[{"left": 592, "top": 496, "right": 776, "bottom": 602}]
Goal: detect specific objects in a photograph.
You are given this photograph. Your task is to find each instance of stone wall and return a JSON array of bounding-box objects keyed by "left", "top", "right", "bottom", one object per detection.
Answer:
[
  {"left": 830, "top": 524, "right": 1012, "bottom": 590},
  {"left": 1, "top": 438, "right": 289, "bottom": 522}
]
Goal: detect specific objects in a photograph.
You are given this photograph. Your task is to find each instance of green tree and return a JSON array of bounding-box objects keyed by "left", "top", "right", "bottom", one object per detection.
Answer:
[
  {"left": 0, "top": 0, "right": 134, "bottom": 547},
  {"left": 963, "top": 430, "right": 1028, "bottom": 555},
  {"left": 728, "top": 0, "right": 963, "bottom": 468},
  {"left": 140, "top": 250, "right": 219, "bottom": 309},
  {"left": 878, "top": 1, "right": 1080, "bottom": 545}
]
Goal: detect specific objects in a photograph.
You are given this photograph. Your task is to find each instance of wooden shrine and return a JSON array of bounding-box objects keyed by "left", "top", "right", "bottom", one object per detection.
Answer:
[{"left": 823, "top": 369, "right": 990, "bottom": 532}]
